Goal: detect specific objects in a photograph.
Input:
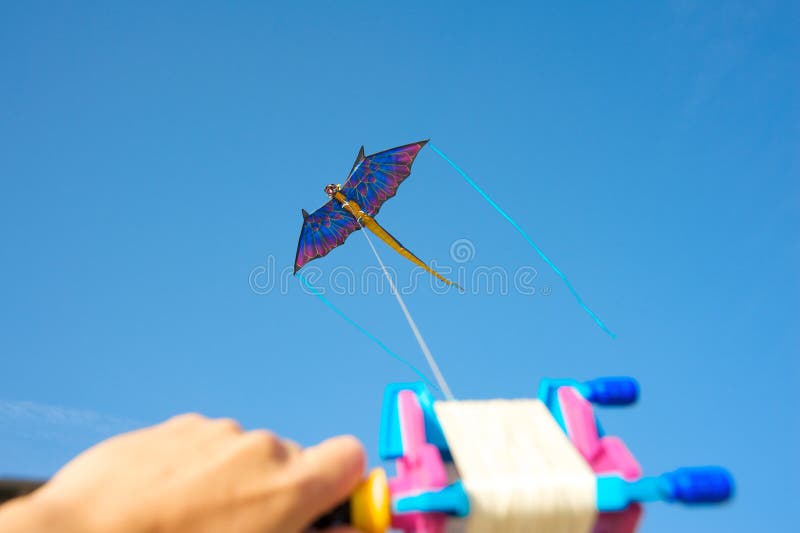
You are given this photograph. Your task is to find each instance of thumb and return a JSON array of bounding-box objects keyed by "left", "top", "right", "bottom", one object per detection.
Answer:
[{"left": 291, "top": 435, "right": 366, "bottom": 526}]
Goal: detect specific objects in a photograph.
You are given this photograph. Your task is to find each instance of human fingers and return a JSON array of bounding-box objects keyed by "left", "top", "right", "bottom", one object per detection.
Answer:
[
  {"left": 236, "top": 431, "right": 304, "bottom": 463},
  {"left": 281, "top": 439, "right": 302, "bottom": 459},
  {"left": 161, "top": 412, "right": 209, "bottom": 429},
  {"left": 289, "top": 436, "right": 365, "bottom": 526},
  {"left": 160, "top": 414, "right": 243, "bottom": 438}
]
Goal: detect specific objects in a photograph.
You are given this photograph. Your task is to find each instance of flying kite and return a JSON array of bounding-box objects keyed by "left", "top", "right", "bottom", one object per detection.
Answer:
[{"left": 293, "top": 140, "right": 459, "bottom": 288}]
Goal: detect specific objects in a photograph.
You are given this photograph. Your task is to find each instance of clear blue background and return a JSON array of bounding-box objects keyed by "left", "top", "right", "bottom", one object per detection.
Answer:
[{"left": 1, "top": 2, "right": 797, "bottom": 532}]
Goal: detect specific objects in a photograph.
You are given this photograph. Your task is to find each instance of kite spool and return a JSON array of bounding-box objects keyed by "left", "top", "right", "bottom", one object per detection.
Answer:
[{"left": 371, "top": 377, "right": 733, "bottom": 533}]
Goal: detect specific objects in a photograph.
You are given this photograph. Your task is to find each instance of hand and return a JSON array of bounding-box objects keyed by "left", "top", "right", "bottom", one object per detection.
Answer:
[{"left": 0, "top": 414, "right": 365, "bottom": 533}]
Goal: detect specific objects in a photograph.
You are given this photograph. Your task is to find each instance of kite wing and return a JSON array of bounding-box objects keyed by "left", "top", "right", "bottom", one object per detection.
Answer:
[
  {"left": 294, "top": 200, "right": 361, "bottom": 273},
  {"left": 341, "top": 140, "right": 428, "bottom": 217}
]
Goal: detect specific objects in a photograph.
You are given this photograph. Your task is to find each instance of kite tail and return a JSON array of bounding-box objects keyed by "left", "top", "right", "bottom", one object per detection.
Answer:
[
  {"left": 359, "top": 214, "right": 462, "bottom": 290},
  {"left": 296, "top": 273, "right": 439, "bottom": 391},
  {"left": 429, "top": 142, "right": 616, "bottom": 339}
]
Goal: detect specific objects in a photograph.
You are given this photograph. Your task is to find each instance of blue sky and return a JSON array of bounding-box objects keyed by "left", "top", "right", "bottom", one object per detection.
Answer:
[{"left": 1, "top": 2, "right": 797, "bottom": 531}]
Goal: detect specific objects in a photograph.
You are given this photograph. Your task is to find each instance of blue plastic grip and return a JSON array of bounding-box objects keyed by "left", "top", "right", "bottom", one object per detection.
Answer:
[
  {"left": 584, "top": 377, "right": 639, "bottom": 405},
  {"left": 394, "top": 482, "right": 470, "bottom": 517},
  {"left": 662, "top": 467, "right": 734, "bottom": 504}
]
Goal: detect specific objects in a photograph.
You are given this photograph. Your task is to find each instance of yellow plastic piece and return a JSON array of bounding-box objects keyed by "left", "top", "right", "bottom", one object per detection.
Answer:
[{"left": 350, "top": 467, "right": 391, "bottom": 533}]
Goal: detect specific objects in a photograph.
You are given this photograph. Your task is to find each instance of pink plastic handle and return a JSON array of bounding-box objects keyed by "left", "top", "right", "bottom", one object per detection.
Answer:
[
  {"left": 389, "top": 390, "right": 448, "bottom": 533},
  {"left": 558, "top": 386, "right": 642, "bottom": 481}
]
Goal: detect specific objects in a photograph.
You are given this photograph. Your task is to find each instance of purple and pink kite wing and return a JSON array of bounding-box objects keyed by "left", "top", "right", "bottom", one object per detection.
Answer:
[
  {"left": 341, "top": 140, "right": 428, "bottom": 217},
  {"left": 294, "top": 200, "right": 361, "bottom": 273}
]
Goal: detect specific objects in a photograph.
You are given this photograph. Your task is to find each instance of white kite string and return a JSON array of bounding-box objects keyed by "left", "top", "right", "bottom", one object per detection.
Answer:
[{"left": 358, "top": 223, "right": 455, "bottom": 401}]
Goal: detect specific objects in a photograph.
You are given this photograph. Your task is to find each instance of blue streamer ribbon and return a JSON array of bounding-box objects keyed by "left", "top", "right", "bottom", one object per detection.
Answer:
[
  {"left": 429, "top": 143, "right": 616, "bottom": 338},
  {"left": 297, "top": 273, "right": 440, "bottom": 389}
]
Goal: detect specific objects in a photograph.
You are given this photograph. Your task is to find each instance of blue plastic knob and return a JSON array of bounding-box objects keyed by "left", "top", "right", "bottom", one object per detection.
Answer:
[
  {"left": 584, "top": 377, "right": 639, "bottom": 405},
  {"left": 663, "top": 467, "right": 734, "bottom": 504}
]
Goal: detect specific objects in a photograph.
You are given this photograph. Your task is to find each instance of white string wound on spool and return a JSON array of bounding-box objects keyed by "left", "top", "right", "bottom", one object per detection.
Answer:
[{"left": 434, "top": 399, "right": 597, "bottom": 533}]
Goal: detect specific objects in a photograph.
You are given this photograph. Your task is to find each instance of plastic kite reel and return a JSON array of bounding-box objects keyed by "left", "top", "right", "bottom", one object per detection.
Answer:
[{"left": 331, "top": 376, "right": 733, "bottom": 533}]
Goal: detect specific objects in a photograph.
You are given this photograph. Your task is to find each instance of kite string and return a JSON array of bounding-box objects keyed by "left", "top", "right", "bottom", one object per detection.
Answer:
[
  {"left": 428, "top": 142, "right": 616, "bottom": 339},
  {"left": 296, "top": 272, "right": 439, "bottom": 391},
  {"left": 358, "top": 223, "right": 456, "bottom": 401}
]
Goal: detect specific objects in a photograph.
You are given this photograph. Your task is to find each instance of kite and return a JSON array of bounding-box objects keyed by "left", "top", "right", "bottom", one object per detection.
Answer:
[{"left": 294, "top": 140, "right": 460, "bottom": 288}]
